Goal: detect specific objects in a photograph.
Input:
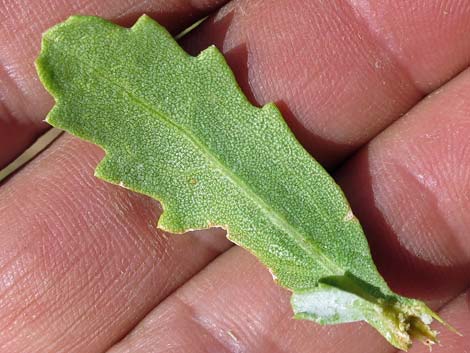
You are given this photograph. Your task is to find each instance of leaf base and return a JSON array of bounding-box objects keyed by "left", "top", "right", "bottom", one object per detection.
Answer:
[{"left": 291, "top": 279, "right": 450, "bottom": 351}]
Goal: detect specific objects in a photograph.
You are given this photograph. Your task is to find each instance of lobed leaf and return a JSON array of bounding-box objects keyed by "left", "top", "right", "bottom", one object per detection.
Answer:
[{"left": 36, "top": 15, "right": 451, "bottom": 350}]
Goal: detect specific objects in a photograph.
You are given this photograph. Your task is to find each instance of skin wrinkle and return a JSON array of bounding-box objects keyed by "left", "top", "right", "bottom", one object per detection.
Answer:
[
  {"left": 0, "top": 216, "right": 64, "bottom": 324},
  {"left": 186, "top": 307, "right": 248, "bottom": 353},
  {"left": 109, "top": 271, "right": 221, "bottom": 353},
  {"left": 153, "top": 298, "right": 234, "bottom": 353},
  {"left": 0, "top": 250, "right": 28, "bottom": 293},
  {"left": 0, "top": 62, "right": 30, "bottom": 125},
  {"left": 407, "top": 156, "right": 469, "bottom": 263},
  {"left": 108, "top": 0, "right": 144, "bottom": 21},
  {"left": 53, "top": 162, "right": 162, "bottom": 265},
  {"left": 366, "top": 91, "right": 470, "bottom": 268},
  {"left": 345, "top": 0, "right": 470, "bottom": 90},
  {"left": 229, "top": 259, "right": 289, "bottom": 350},
  {"left": 49, "top": 264, "right": 145, "bottom": 353},
  {"left": 443, "top": 123, "right": 470, "bottom": 203},
  {"left": 41, "top": 235, "right": 167, "bottom": 352},
  {"left": 174, "top": 284, "right": 270, "bottom": 352},
  {"left": 341, "top": 0, "right": 424, "bottom": 130},
  {"left": 386, "top": 163, "right": 463, "bottom": 265},
  {"left": 345, "top": 0, "right": 405, "bottom": 61},
  {"left": 0, "top": 60, "right": 43, "bottom": 168},
  {"left": 0, "top": 254, "right": 36, "bottom": 320},
  {"left": 0, "top": 233, "right": 88, "bottom": 333},
  {"left": 0, "top": 5, "right": 52, "bottom": 110},
  {"left": 320, "top": 1, "right": 419, "bottom": 142},
  {"left": 1, "top": 284, "right": 56, "bottom": 349}
]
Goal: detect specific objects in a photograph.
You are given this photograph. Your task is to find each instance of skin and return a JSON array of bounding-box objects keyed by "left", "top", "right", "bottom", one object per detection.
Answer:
[{"left": 0, "top": 0, "right": 469, "bottom": 352}]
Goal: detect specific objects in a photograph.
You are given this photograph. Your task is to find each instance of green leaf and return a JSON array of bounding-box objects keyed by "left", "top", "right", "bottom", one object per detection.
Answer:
[{"left": 36, "top": 15, "right": 450, "bottom": 350}]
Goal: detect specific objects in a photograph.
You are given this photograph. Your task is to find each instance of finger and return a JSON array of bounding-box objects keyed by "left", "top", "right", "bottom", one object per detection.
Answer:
[
  {"left": 181, "top": 0, "right": 470, "bottom": 167},
  {"left": 0, "top": 135, "right": 231, "bottom": 353},
  {"left": 0, "top": 0, "right": 228, "bottom": 168},
  {"left": 336, "top": 68, "right": 470, "bottom": 303},
  {"left": 106, "top": 248, "right": 394, "bottom": 353}
]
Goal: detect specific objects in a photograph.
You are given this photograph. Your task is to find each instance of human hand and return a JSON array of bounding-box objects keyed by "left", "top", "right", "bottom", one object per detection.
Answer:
[{"left": 1, "top": 1, "right": 469, "bottom": 352}]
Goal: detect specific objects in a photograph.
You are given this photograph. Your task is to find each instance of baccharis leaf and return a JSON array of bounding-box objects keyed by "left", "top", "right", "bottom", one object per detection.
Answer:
[{"left": 36, "top": 15, "right": 452, "bottom": 350}]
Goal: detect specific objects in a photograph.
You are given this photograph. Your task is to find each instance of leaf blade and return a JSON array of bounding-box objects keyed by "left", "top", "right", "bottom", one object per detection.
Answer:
[{"left": 36, "top": 15, "right": 449, "bottom": 350}]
